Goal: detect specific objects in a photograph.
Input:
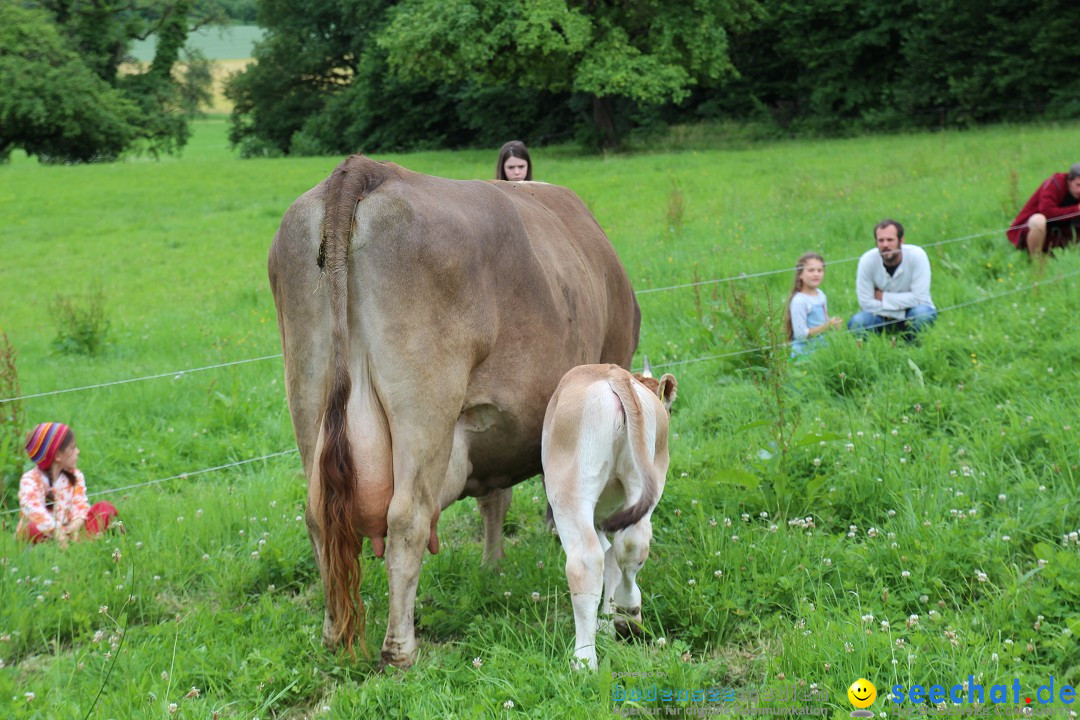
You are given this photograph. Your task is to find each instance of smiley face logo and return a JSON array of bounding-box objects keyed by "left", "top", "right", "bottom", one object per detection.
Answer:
[{"left": 848, "top": 678, "right": 877, "bottom": 709}]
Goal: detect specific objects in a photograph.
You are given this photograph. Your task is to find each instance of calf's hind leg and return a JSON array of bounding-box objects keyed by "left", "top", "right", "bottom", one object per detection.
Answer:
[{"left": 611, "top": 519, "right": 651, "bottom": 638}]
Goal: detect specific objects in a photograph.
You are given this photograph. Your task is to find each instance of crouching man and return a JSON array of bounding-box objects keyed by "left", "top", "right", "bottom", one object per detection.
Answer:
[{"left": 541, "top": 361, "right": 677, "bottom": 670}]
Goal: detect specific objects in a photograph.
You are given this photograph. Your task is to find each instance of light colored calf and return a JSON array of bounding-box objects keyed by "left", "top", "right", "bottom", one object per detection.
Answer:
[{"left": 541, "top": 362, "right": 677, "bottom": 670}]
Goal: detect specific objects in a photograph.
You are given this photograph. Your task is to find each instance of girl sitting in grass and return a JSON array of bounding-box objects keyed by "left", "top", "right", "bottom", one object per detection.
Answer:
[
  {"left": 18, "top": 422, "right": 119, "bottom": 545},
  {"left": 785, "top": 252, "right": 843, "bottom": 356}
]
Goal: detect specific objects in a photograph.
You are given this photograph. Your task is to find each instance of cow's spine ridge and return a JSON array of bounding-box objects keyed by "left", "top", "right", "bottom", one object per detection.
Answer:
[
  {"left": 600, "top": 370, "right": 660, "bottom": 532},
  {"left": 317, "top": 155, "right": 376, "bottom": 656}
]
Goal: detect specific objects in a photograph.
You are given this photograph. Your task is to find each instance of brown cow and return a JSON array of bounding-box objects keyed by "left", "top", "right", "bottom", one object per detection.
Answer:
[
  {"left": 541, "top": 362, "right": 676, "bottom": 670},
  {"left": 269, "top": 155, "right": 639, "bottom": 667}
]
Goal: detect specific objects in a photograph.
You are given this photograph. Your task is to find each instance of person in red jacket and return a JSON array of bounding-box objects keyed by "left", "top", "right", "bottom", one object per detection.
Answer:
[{"left": 1008, "top": 163, "right": 1080, "bottom": 257}]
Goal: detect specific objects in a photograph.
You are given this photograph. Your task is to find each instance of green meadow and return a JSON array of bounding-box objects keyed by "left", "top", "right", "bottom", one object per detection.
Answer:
[{"left": 1, "top": 118, "right": 1079, "bottom": 718}]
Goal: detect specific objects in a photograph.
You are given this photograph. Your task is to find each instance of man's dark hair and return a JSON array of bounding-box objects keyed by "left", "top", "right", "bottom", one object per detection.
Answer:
[
  {"left": 1068, "top": 162, "right": 1080, "bottom": 181},
  {"left": 874, "top": 219, "right": 904, "bottom": 241}
]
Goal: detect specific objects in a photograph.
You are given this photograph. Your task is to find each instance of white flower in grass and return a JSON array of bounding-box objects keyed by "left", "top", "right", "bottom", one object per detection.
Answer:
[
  {"left": 991, "top": 653, "right": 999, "bottom": 662},
  {"left": 975, "top": 570, "right": 988, "bottom": 583},
  {"left": 531, "top": 592, "right": 540, "bottom": 602},
  {"left": 714, "top": 570, "right": 723, "bottom": 578},
  {"left": 880, "top": 620, "right": 890, "bottom": 630},
  {"left": 861, "top": 614, "right": 874, "bottom": 623},
  {"left": 99, "top": 605, "right": 108, "bottom": 615},
  {"left": 186, "top": 687, "right": 200, "bottom": 699},
  {"left": 655, "top": 637, "right": 667, "bottom": 647},
  {"left": 168, "top": 703, "right": 178, "bottom": 714},
  {"left": 887, "top": 509, "right": 896, "bottom": 517},
  {"left": 503, "top": 700, "right": 515, "bottom": 709},
  {"left": 844, "top": 642, "right": 854, "bottom": 653},
  {"left": 25, "top": 691, "right": 35, "bottom": 702},
  {"left": 161, "top": 671, "right": 169, "bottom": 680},
  {"left": 687, "top": 578, "right": 696, "bottom": 586},
  {"left": 867, "top": 527, "right": 878, "bottom": 538},
  {"left": 901, "top": 570, "right": 910, "bottom": 579},
  {"left": 472, "top": 657, "right": 483, "bottom": 669},
  {"left": 1002, "top": 536, "right": 1010, "bottom": 542},
  {"left": 730, "top": 535, "right": 739, "bottom": 542}
]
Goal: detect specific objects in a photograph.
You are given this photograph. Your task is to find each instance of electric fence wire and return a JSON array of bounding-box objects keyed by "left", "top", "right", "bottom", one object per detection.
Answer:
[
  {"left": 5, "top": 264, "right": 1077, "bottom": 514},
  {"left": 2, "top": 211, "right": 1077, "bottom": 405}
]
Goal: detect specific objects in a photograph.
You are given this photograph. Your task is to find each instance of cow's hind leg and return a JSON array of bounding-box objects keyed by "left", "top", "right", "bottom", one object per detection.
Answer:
[
  {"left": 611, "top": 519, "right": 652, "bottom": 638},
  {"left": 381, "top": 422, "right": 458, "bottom": 669},
  {"left": 477, "top": 487, "right": 512, "bottom": 566}
]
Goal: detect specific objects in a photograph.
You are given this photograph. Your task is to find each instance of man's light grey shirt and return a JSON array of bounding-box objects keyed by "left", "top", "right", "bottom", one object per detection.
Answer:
[{"left": 855, "top": 243, "right": 935, "bottom": 320}]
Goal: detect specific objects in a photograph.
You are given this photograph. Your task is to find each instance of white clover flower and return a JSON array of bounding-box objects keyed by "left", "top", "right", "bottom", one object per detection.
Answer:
[
  {"left": 861, "top": 614, "right": 874, "bottom": 623},
  {"left": 503, "top": 700, "right": 515, "bottom": 709},
  {"left": 655, "top": 637, "right": 667, "bottom": 647},
  {"left": 901, "top": 570, "right": 911, "bottom": 579},
  {"left": 168, "top": 703, "right": 178, "bottom": 714},
  {"left": 25, "top": 691, "right": 35, "bottom": 702},
  {"left": 472, "top": 657, "right": 483, "bottom": 669},
  {"left": 531, "top": 592, "right": 541, "bottom": 602},
  {"left": 867, "top": 527, "right": 878, "bottom": 538},
  {"left": 714, "top": 570, "right": 723, "bottom": 578},
  {"left": 99, "top": 605, "right": 108, "bottom": 615}
]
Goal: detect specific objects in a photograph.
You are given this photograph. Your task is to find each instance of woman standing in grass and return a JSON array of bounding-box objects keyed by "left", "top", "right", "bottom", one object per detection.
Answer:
[
  {"left": 17, "top": 422, "right": 118, "bottom": 545},
  {"left": 785, "top": 252, "right": 843, "bottom": 356},
  {"left": 495, "top": 140, "right": 533, "bottom": 181}
]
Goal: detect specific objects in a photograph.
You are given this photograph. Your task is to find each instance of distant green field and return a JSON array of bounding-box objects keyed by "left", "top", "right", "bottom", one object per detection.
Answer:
[
  {"left": 129, "top": 24, "right": 263, "bottom": 61},
  {"left": 1, "top": 119, "right": 1079, "bottom": 718}
]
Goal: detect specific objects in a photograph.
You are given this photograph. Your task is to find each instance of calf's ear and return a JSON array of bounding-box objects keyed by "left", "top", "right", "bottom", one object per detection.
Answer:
[{"left": 657, "top": 374, "right": 677, "bottom": 412}]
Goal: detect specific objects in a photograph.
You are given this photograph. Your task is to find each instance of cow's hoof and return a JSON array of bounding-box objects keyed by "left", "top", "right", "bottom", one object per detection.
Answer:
[{"left": 380, "top": 643, "right": 417, "bottom": 670}]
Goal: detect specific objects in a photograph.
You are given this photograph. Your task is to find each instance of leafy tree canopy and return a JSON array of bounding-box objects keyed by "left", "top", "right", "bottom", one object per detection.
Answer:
[
  {"left": 1, "top": 1, "right": 215, "bottom": 163},
  {"left": 377, "top": 0, "right": 761, "bottom": 146}
]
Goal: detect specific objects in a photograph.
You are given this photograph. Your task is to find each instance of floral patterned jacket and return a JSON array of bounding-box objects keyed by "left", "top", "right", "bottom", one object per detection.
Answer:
[{"left": 17, "top": 466, "right": 91, "bottom": 538}]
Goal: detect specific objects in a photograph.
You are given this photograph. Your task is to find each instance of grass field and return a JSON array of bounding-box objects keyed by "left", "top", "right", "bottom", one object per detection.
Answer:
[{"left": 1, "top": 119, "right": 1079, "bottom": 719}]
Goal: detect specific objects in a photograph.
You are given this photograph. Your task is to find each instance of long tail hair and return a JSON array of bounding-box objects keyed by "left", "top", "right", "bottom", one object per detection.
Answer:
[
  {"left": 783, "top": 252, "right": 825, "bottom": 341},
  {"left": 317, "top": 155, "right": 381, "bottom": 656}
]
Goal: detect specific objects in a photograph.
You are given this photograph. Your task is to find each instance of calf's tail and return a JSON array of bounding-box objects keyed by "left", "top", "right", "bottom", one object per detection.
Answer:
[{"left": 600, "top": 370, "right": 661, "bottom": 532}]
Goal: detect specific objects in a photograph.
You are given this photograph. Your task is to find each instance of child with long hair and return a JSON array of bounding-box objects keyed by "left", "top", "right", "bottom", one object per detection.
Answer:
[
  {"left": 784, "top": 252, "right": 843, "bottom": 356},
  {"left": 18, "top": 422, "right": 119, "bottom": 545},
  {"left": 495, "top": 140, "right": 532, "bottom": 181}
]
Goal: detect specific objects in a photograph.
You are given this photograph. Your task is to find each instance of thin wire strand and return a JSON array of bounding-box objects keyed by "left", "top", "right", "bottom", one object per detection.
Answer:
[
  {"left": 0, "top": 353, "right": 283, "bottom": 405},
  {"left": 636, "top": 211, "right": 1080, "bottom": 296},
  {"left": 644, "top": 266, "right": 1080, "bottom": 371},
  {"left": 4, "top": 212, "right": 1078, "bottom": 404},
  {"left": 4, "top": 269, "right": 1075, "bottom": 514},
  {"left": 0, "top": 449, "right": 299, "bottom": 516}
]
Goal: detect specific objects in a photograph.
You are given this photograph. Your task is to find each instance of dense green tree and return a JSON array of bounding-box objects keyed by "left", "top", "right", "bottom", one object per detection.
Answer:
[
  {"left": 226, "top": 0, "right": 579, "bottom": 156},
  {"left": 0, "top": 5, "right": 142, "bottom": 162},
  {"left": 1, "top": 2, "right": 213, "bottom": 162},
  {"left": 717, "top": 0, "right": 1080, "bottom": 131},
  {"left": 377, "top": 0, "right": 762, "bottom": 147}
]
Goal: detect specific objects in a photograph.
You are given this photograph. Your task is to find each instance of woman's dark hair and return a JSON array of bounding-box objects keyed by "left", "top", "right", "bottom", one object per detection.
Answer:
[{"left": 495, "top": 140, "right": 532, "bottom": 181}]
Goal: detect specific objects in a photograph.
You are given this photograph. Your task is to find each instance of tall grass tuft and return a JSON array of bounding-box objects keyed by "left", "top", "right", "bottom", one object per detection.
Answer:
[
  {"left": 0, "top": 333, "right": 25, "bottom": 510},
  {"left": 50, "top": 290, "right": 110, "bottom": 356}
]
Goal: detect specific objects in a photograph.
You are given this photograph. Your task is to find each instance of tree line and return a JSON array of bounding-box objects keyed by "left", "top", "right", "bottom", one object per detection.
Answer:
[{"left": 4, "top": 1, "right": 1079, "bottom": 162}]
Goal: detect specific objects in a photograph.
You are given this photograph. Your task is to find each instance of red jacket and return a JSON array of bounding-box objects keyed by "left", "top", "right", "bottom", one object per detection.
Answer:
[{"left": 1008, "top": 173, "right": 1080, "bottom": 247}]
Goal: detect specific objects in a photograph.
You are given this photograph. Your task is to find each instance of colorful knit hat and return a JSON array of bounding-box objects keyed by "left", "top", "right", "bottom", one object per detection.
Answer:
[{"left": 25, "top": 422, "right": 71, "bottom": 470}]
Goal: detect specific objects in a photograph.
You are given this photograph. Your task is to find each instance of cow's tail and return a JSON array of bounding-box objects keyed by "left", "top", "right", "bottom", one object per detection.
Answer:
[
  {"left": 600, "top": 370, "right": 661, "bottom": 532},
  {"left": 318, "top": 155, "right": 380, "bottom": 657}
]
